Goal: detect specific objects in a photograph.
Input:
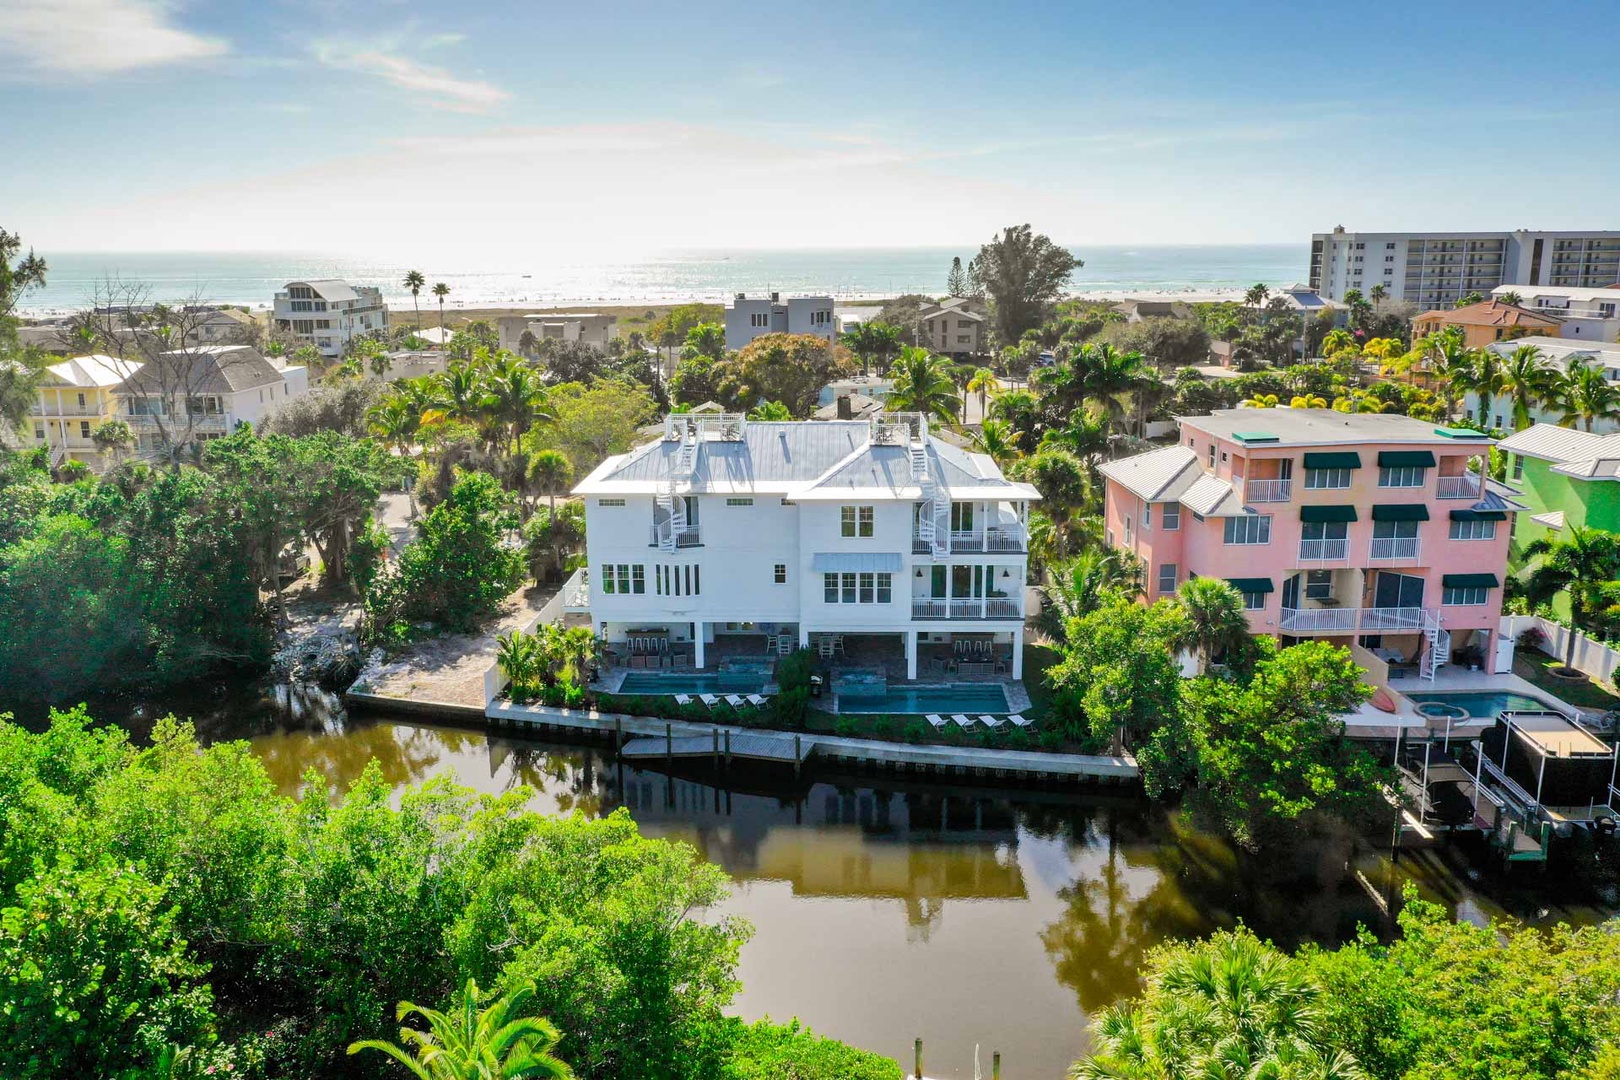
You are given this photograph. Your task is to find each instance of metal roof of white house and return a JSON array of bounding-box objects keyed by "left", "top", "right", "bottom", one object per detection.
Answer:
[{"left": 574, "top": 419, "right": 1038, "bottom": 501}]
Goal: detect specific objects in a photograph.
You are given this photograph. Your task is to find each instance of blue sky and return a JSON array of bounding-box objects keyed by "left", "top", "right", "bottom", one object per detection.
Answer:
[{"left": 3, "top": 0, "right": 1617, "bottom": 255}]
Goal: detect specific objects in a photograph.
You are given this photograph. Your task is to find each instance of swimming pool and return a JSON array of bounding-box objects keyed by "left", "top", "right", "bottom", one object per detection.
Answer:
[
  {"left": 617, "top": 672, "right": 766, "bottom": 696},
  {"left": 1405, "top": 691, "right": 1565, "bottom": 719},
  {"left": 837, "top": 684, "right": 1010, "bottom": 715}
]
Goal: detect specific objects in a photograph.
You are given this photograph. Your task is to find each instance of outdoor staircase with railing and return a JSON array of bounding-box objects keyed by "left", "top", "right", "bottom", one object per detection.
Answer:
[
  {"left": 911, "top": 439, "right": 949, "bottom": 558},
  {"left": 655, "top": 424, "right": 700, "bottom": 552},
  {"left": 1421, "top": 625, "right": 1451, "bottom": 680}
]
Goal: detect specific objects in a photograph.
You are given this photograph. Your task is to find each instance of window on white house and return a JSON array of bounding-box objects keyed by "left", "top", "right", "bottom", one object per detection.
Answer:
[
  {"left": 725, "top": 497, "right": 753, "bottom": 506},
  {"left": 841, "top": 505, "right": 875, "bottom": 537},
  {"left": 601, "top": 564, "right": 646, "bottom": 595},
  {"left": 598, "top": 498, "right": 626, "bottom": 507},
  {"left": 1223, "top": 514, "right": 1272, "bottom": 545},
  {"left": 824, "top": 571, "right": 891, "bottom": 603},
  {"left": 773, "top": 563, "right": 787, "bottom": 584}
]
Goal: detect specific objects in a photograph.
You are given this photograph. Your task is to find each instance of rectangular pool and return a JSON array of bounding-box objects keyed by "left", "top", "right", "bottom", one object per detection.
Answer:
[
  {"left": 617, "top": 672, "right": 766, "bottom": 696},
  {"left": 1406, "top": 691, "right": 1564, "bottom": 719},
  {"left": 838, "top": 684, "right": 1010, "bottom": 715}
]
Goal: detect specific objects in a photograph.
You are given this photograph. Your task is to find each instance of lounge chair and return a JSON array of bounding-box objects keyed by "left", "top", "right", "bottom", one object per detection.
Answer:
[
  {"left": 699, "top": 693, "right": 721, "bottom": 708},
  {"left": 978, "top": 714, "right": 1004, "bottom": 728},
  {"left": 674, "top": 694, "right": 694, "bottom": 706},
  {"left": 950, "top": 713, "right": 975, "bottom": 728},
  {"left": 745, "top": 693, "right": 769, "bottom": 707},
  {"left": 1007, "top": 714, "right": 1032, "bottom": 728},
  {"left": 925, "top": 714, "right": 947, "bottom": 730},
  {"left": 724, "top": 694, "right": 748, "bottom": 709}
]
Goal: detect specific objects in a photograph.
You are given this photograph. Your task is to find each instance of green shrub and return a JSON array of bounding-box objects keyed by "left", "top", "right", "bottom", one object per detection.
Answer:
[
  {"left": 776, "top": 648, "right": 814, "bottom": 692},
  {"left": 722, "top": 1018, "right": 901, "bottom": 1080},
  {"left": 902, "top": 718, "right": 928, "bottom": 743},
  {"left": 834, "top": 714, "right": 862, "bottom": 737},
  {"left": 772, "top": 685, "right": 810, "bottom": 728},
  {"left": 348, "top": 515, "right": 390, "bottom": 595}
]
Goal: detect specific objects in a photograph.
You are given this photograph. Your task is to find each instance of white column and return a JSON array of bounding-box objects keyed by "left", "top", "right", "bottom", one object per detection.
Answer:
[
  {"left": 905, "top": 631, "right": 918, "bottom": 681},
  {"left": 694, "top": 622, "right": 706, "bottom": 669},
  {"left": 798, "top": 624, "right": 810, "bottom": 648},
  {"left": 1011, "top": 627, "right": 1024, "bottom": 679}
]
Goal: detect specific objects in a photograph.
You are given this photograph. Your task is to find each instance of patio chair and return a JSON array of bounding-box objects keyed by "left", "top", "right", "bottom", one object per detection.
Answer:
[
  {"left": 724, "top": 694, "right": 748, "bottom": 709},
  {"left": 699, "top": 694, "right": 721, "bottom": 708},
  {"left": 925, "top": 714, "right": 947, "bottom": 730},
  {"left": 978, "top": 714, "right": 1004, "bottom": 728},
  {"left": 745, "top": 693, "right": 769, "bottom": 707},
  {"left": 674, "top": 694, "right": 694, "bottom": 706},
  {"left": 1007, "top": 714, "right": 1032, "bottom": 728},
  {"left": 950, "top": 714, "right": 975, "bottom": 728}
]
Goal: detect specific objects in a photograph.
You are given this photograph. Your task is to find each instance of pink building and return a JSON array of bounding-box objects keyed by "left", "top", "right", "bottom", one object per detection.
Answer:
[{"left": 1099, "top": 409, "right": 1521, "bottom": 678}]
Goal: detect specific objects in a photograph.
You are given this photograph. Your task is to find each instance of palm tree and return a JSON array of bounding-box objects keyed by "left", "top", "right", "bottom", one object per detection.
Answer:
[
  {"left": 484, "top": 354, "right": 552, "bottom": 456},
  {"left": 1498, "top": 290, "right": 1524, "bottom": 307},
  {"left": 1071, "top": 931, "right": 1366, "bottom": 1080},
  {"left": 1369, "top": 283, "right": 1389, "bottom": 304},
  {"left": 1498, "top": 343, "right": 1553, "bottom": 430},
  {"left": 1523, "top": 526, "right": 1620, "bottom": 669},
  {"left": 970, "top": 417, "right": 1018, "bottom": 465},
  {"left": 1036, "top": 550, "right": 1143, "bottom": 642},
  {"left": 432, "top": 282, "right": 450, "bottom": 336},
  {"left": 1173, "top": 577, "right": 1250, "bottom": 672},
  {"left": 886, "top": 346, "right": 960, "bottom": 423},
  {"left": 527, "top": 449, "right": 573, "bottom": 519},
  {"left": 348, "top": 978, "right": 573, "bottom": 1080},
  {"left": 427, "top": 362, "right": 490, "bottom": 430},
  {"left": 746, "top": 400, "right": 792, "bottom": 420},
  {"left": 967, "top": 366, "right": 998, "bottom": 419},
  {"left": 1320, "top": 328, "right": 1355, "bottom": 356},
  {"left": 1553, "top": 355, "right": 1620, "bottom": 432},
  {"left": 1244, "top": 283, "right": 1270, "bottom": 323},
  {"left": 842, "top": 321, "right": 903, "bottom": 376},
  {"left": 1461, "top": 347, "right": 1506, "bottom": 428},
  {"left": 404, "top": 270, "right": 426, "bottom": 330}
]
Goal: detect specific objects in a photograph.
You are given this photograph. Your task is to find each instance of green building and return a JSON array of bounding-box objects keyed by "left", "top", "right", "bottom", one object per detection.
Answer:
[{"left": 1497, "top": 425, "right": 1620, "bottom": 568}]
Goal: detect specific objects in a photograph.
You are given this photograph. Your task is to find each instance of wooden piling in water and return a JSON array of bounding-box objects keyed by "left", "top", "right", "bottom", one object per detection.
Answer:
[
  {"left": 993, "top": 1050, "right": 1001, "bottom": 1079},
  {"left": 665, "top": 723, "right": 673, "bottom": 767},
  {"left": 913, "top": 1037, "right": 922, "bottom": 1079},
  {"left": 723, "top": 728, "right": 732, "bottom": 769}
]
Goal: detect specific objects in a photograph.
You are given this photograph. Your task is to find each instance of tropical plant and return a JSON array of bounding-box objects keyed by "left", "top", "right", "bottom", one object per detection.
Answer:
[
  {"left": 885, "top": 346, "right": 960, "bottom": 423},
  {"left": 1289, "top": 393, "right": 1328, "bottom": 409},
  {"left": 527, "top": 449, "right": 573, "bottom": 519},
  {"left": 1499, "top": 342, "right": 1554, "bottom": 430},
  {"left": 348, "top": 979, "right": 573, "bottom": 1079},
  {"left": 1553, "top": 355, "right": 1620, "bottom": 432},
  {"left": 404, "top": 270, "right": 426, "bottom": 329},
  {"left": 1522, "top": 525, "right": 1620, "bottom": 666},
  {"left": 1241, "top": 392, "right": 1279, "bottom": 408},
  {"left": 1320, "top": 328, "right": 1356, "bottom": 356},
  {"left": 432, "top": 282, "right": 450, "bottom": 336},
  {"left": 746, "top": 400, "right": 792, "bottom": 421},
  {"left": 969, "top": 417, "right": 1018, "bottom": 465},
  {"left": 1070, "top": 930, "right": 1367, "bottom": 1080},
  {"left": 1036, "top": 550, "right": 1143, "bottom": 642},
  {"left": 1498, "top": 290, "right": 1523, "bottom": 307},
  {"left": 1173, "top": 577, "right": 1251, "bottom": 672},
  {"left": 841, "top": 321, "right": 903, "bottom": 376},
  {"left": 974, "top": 224, "right": 1080, "bottom": 345},
  {"left": 485, "top": 354, "right": 553, "bottom": 456},
  {"left": 681, "top": 321, "right": 727, "bottom": 362},
  {"left": 967, "top": 366, "right": 998, "bottom": 417}
]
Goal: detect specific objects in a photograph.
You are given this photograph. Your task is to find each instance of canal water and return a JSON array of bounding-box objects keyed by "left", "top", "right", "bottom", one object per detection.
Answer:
[{"left": 38, "top": 679, "right": 1620, "bottom": 1080}]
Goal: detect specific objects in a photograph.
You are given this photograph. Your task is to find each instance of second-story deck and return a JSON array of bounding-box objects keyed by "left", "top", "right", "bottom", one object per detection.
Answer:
[{"left": 1278, "top": 605, "right": 1438, "bottom": 634}]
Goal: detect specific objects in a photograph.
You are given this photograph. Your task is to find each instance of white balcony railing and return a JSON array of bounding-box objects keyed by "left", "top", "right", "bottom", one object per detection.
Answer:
[
  {"left": 1436, "top": 475, "right": 1483, "bottom": 499},
  {"left": 1368, "top": 537, "right": 1421, "bottom": 561},
  {"left": 1278, "top": 606, "right": 1438, "bottom": 635},
  {"left": 911, "top": 597, "right": 1022, "bottom": 620},
  {"left": 562, "top": 567, "right": 591, "bottom": 611},
  {"left": 647, "top": 525, "right": 702, "bottom": 548},
  {"left": 942, "top": 525, "right": 1027, "bottom": 553},
  {"left": 1239, "top": 478, "right": 1292, "bottom": 503},
  {"left": 1298, "top": 538, "right": 1349, "bottom": 561}
]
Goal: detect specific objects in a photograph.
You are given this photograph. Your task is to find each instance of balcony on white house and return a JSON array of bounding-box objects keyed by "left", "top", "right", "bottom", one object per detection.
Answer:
[{"left": 910, "top": 562, "right": 1023, "bottom": 620}]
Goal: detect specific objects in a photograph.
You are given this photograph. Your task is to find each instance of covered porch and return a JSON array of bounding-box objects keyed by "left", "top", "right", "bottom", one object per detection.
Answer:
[{"left": 798, "top": 628, "right": 1026, "bottom": 681}]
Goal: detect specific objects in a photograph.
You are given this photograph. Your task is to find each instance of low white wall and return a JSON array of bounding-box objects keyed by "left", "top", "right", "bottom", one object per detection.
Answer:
[{"left": 1501, "top": 614, "right": 1620, "bottom": 683}]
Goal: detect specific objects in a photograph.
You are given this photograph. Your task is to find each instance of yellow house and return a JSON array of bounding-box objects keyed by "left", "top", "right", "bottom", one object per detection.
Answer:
[{"left": 29, "top": 355, "right": 141, "bottom": 469}]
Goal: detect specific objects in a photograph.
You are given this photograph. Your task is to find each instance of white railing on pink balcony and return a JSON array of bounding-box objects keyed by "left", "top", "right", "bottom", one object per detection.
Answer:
[
  {"left": 1239, "top": 478, "right": 1292, "bottom": 503},
  {"left": 1278, "top": 607, "right": 1359, "bottom": 633},
  {"left": 1437, "top": 475, "right": 1483, "bottom": 499},
  {"left": 1279, "top": 606, "right": 1437, "bottom": 634},
  {"left": 1368, "top": 537, "right": 1421, "bottom": 561},
  {"left": 1298, "top": 538, "right": 1349, "bottom": 561}
]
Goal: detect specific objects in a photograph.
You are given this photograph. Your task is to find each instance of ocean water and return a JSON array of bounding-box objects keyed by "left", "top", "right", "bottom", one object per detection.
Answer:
[{"left": 18, "top": 244, "right": 1306, "bottom": 316}]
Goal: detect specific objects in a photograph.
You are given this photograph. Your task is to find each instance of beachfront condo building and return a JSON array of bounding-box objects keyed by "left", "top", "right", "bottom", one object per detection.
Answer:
[
  {"left": 271, "top": 279, "right": 388, "bottom": 359},
  {"left": 1099, "top": 409, "right": 1519, "bottom": 678},
  {"left": 1309, "top": 228, "right": 1620, "bottom": 306},
  {"left": 723, "top": 292, "right": 838, "bottom": 351},
  {"left": 572, "top": 412, "right": 1039, "bottom": 679},
  {"left": 1489, "top": 285, "right": 1620, "bottom": 343}
]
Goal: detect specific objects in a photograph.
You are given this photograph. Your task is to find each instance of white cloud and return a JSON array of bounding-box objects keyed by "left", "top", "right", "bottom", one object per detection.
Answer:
[
  {"left": 0, "top": 0, "right": 226, "bottom": 75},
  {"left": 311, "top": 43, "right": 509, "bottom": 112}
]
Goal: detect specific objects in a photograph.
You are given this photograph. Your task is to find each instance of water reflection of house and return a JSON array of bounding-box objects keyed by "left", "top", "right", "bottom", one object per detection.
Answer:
[{"left": 616, "top": 773, "right": 1027, "bottom": 922}]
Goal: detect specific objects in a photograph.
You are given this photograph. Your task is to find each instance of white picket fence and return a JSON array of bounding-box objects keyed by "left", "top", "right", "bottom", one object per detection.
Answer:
[{"left": 1500, "top": 614, "right": 1620, "bottom": 684}]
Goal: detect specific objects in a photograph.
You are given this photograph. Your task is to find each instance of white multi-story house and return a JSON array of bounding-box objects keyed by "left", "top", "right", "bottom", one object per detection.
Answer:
[
  {"left": 572, "top": 413, "right": 1039, "bottom": 679},
  {"left": 112, "top": 345, "right": 309, "bottom": 456},
  {"left": 1473, "top": 337, "right": 1620, "bottom": 433},
  {"left": 1490, "top": 285, "right": 1620, "bottom": 343},
  {"left": 272, "top": 279, "right": 388, "bottom": 359},
  {"left": 498, "top": 313, "right": 617, "bottom": 355},
  {"left": 723, "top": 292, "right": 838, "bottom": 351},
  {"left": 1310, "top": 228, "right": 1620, "bottom": 306},
  {"left": 916, "top": 297, "right": 987, "bottom": 357}
]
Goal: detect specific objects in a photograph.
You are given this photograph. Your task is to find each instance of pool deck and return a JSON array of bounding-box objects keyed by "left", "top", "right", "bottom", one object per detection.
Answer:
[{"left": 1376, "top": 668, "right": 1591, "bottom": 741}]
